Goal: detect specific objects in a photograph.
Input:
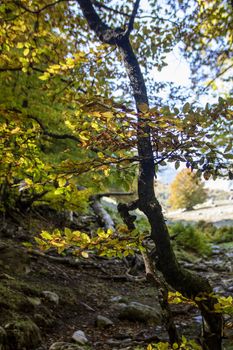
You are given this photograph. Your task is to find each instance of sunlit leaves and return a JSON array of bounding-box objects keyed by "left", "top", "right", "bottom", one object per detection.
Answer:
[{"left": 35, "top": 225, "right": 145, "bottom": 258}]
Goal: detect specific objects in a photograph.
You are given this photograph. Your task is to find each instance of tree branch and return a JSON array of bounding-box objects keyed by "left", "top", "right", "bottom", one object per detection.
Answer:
[
  {"left": 28, "top": 115, "right": 81, "bottom": 143},
  {"left": 77, "top": 0, "right": 125, "bottom": 45},
  {"left": 126, "top": 0, "right": 141, "bottom": 36},
  {"left": 205, "top": 62, "right": 233, "bottom": 90},
  {"left": 13, "top": 0, "right": 69, "bottom": 14}
]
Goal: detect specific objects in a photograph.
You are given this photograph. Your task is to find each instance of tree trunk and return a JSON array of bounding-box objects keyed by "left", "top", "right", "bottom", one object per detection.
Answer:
[{"left": 77, "top": 1, "right": 223, "bottom": 348}]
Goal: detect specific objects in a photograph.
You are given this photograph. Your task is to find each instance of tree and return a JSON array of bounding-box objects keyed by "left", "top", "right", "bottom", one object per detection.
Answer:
[
  {"left": 1, "top": 0, "right": 233, "bottom": 348},
  {"left": 169, "top": 169, "right": 207, "bottom": 210}
]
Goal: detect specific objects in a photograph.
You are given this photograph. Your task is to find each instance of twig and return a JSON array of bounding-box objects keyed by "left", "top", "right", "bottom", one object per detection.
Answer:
[{"left": 205, "top": 63, "right": 233, "bottom": 90}]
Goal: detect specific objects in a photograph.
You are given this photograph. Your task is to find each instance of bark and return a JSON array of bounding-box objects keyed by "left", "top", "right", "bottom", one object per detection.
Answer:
[
  {"left": 76, "top": 1, "right": 223, "bottom": 348},
  {"left": 90, "top": 196, "right": 115, "bottom": 231},
  {"left": 142, "top": 251, "right": 179, "bottom": 344}
]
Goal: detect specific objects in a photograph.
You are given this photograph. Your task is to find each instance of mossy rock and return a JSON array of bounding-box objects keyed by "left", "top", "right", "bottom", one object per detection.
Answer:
[
  {"left": 4, "top": 318, "right": 41, "bottom": 350},
  {"left": 0, "top": 243, "right": 29, "bottom": 275}
]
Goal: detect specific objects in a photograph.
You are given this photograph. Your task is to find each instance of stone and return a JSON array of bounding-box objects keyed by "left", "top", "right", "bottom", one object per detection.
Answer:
[
  {"left": 71, "top": 330, "right": 88, "bottom": 345},
  {"left": 110, "top": 295, "right": 128, "bottom": 303},
  {"left": 42, "top": 291, "right": 59, "bottom": 304},
  {"left": 117, "top": 301, "right": 162, "bottom": 323},
  {"left": 4, "top": 318, "right": 41, "bottom": 350},
  {"left": 27, "top": 297, "right": 41, "bottom": 307},
  {"left": 49, "top": 342, "right": 84, "bottom": 350},
  {"left": 96, "top": 315, "right": 114, "bottom": 327}
]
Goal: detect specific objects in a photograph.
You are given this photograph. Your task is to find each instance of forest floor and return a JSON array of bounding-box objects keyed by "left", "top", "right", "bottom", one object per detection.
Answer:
[{"left": 0, "top": 204, "right": 233, "bottom": 350}]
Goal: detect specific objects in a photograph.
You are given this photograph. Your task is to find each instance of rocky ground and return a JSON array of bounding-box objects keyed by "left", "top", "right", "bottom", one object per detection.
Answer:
[{"left": 0, "top": 206, "right": 232, "bottom": 350}]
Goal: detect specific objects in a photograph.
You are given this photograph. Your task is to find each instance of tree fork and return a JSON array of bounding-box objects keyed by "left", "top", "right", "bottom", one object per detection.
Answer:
[{"left": 77, "top": 0, "right": 223, "bottom": 348}]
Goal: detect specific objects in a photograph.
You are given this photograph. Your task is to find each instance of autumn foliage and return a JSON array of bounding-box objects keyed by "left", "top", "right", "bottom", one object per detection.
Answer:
[{"left": 169, "top": 169, "right": 207, "bottom": 210}]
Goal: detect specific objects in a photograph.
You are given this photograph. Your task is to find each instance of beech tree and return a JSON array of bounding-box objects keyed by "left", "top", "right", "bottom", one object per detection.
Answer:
[
  {"left": 169, "top": 169, "right": 207, "bottom": 210},
  {"left": 1, "top": 1, "right": 233, "bottom": 349}
]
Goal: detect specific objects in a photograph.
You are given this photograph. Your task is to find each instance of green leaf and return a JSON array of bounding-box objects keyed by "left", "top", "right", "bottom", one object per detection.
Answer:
[
  {"left": 224, "top": 153, "right": 233, "bottom": 159},
  {"left": 182, "top": 102, "right": 190, "bottom": 113},
  {"left": 175, "top": 161, "right": 180, "bottom": 170}
]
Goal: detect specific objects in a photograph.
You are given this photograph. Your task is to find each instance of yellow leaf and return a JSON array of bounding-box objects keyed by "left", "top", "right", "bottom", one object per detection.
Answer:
[
  {"left": 81, "top": 251, "right": 89, "bottom": 258},
  {"left": 39, "top": 72, "right": 50, "bottom": 81},
  {"left": 11, "top": 127, "right": 20, "bottom": 134},
  {"left": 102, "top": 111, "right": 114, "bottom": 119},
  {"left": 17, "top": 42, "right": 24, "bottom": 49},
  {"left": 58, "top": 178, "right": 67, "bottom": 187},
  {"left": 23, "top": 48, "right": 30, "bottom": 56},
  {"left": 138, "top": 103, "right": 149, "bottom": 113}
]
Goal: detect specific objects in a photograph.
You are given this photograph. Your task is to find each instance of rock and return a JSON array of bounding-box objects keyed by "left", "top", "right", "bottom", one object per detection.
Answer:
[
  {"left": 42, "top": 291, "right": 59, "bottom": 304},
  {"left": 213, "top": 285, "right": 226, "bottom": 294},
  {"left": 0, "top": 326, "right": 8, "bottom": 350},
  {"left": 4, "top": 318, "right": 41, "bottom": 350},
  {"left": 49, "top": 342, "right": 85, "bottom": 350},
  {"left": 106, "top": 338, "right": 132, "bottom": 346},
  {"left": 71, "top": 330, "right": 88, "bottom": 345},
  {"left": 226, "top": 285, "right": 233, "bottom": 292},
  {"left": 110, "top": 295, "right": 128, "bottom": 303},
  {"left": 96, "top": 315, "right": 114, "bottom": 327},
  {"left": 33, "top": 313, "right": 54, "bottom": 327},
  {"left": 27, "top": 297, "right": 41, "bottom": 307},
  {"left": 117, "top": 301, "right": 162, "bottom": 323}
]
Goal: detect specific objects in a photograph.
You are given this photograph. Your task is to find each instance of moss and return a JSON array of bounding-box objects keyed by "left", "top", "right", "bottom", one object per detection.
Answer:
[{"left": 5, "top": 318, "right": 41, "bottom": 350}]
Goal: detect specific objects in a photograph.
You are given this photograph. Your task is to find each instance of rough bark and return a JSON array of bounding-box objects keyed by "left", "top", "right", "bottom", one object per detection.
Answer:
[
  {"left": 76, "top": 1, "right": 223, "bottom": 348},
  {"left": 142, "top": 251, "right": 179, "bottom": 344}
]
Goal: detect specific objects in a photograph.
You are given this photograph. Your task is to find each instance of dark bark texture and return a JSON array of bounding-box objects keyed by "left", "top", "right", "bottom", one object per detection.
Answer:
[{"left": 77, "top": 0, "right": 223, "bottom": 348}]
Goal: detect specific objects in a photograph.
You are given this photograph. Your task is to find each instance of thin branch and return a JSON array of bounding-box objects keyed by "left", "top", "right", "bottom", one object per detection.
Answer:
[
  {"left": 27, "top": 115, "right": 81, "bottom": 143},
  {"left": 13, "top": 0, "right": 69, "bottom": 14},
  {"left": 95, "top": 192, "right": 134, "bottom": 198},
  {"left": 126, "top": 0, "right": 141, "bottom": 36},
  {"left": 7, "top": 107, "right": 82, "bottom": 144},
  {"left": 205, "top": 62, "right": 233, "bottom": 90}
]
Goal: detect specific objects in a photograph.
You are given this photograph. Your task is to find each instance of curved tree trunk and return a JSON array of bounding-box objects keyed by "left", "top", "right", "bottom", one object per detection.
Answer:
[{"left": 77, "top": 1, "right": 223, "bottom": 348}]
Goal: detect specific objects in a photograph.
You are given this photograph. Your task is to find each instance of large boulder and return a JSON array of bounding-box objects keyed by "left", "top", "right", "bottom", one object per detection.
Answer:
[
  {"left": 117, "top": 301, "right": 162, "bottom": 323},
  {"left": 4, "top": 318, "right": 41, "bottom": 350}
]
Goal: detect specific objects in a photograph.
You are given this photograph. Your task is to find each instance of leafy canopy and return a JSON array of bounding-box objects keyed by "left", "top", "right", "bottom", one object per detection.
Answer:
[{"left": 0, "top": 0, "right": 232, "bottom": 211}]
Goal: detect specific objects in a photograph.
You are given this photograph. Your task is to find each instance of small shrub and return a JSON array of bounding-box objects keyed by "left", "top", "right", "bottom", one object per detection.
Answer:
[
  {"left": 211, "top": 226, "right": 233, "bottom": 243},
  {"left": 169, "top": 222, "right": 211, "bottom": 256}
]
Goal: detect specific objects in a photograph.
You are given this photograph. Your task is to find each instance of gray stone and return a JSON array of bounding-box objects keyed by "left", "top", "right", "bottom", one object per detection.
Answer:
[
  {"left": 42, "top": 291, "right": 59, "bottom": 305},
  {"left": 96, "top": 315, "right": 114, "bottom": 327},
  {"left": 49, "top": 342, "right": 84, "bottom": 350},
  {"left": 72, "top": 330, "right": 88, "bottom": 345},
  {"left": 117, "top": 301, "right": 162, "bottom": 323}
]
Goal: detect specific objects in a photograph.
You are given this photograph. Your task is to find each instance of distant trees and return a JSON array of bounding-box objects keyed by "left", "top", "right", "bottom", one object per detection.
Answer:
[{"left": 169, "top": 169, "right": 207, "bottom": 210}]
